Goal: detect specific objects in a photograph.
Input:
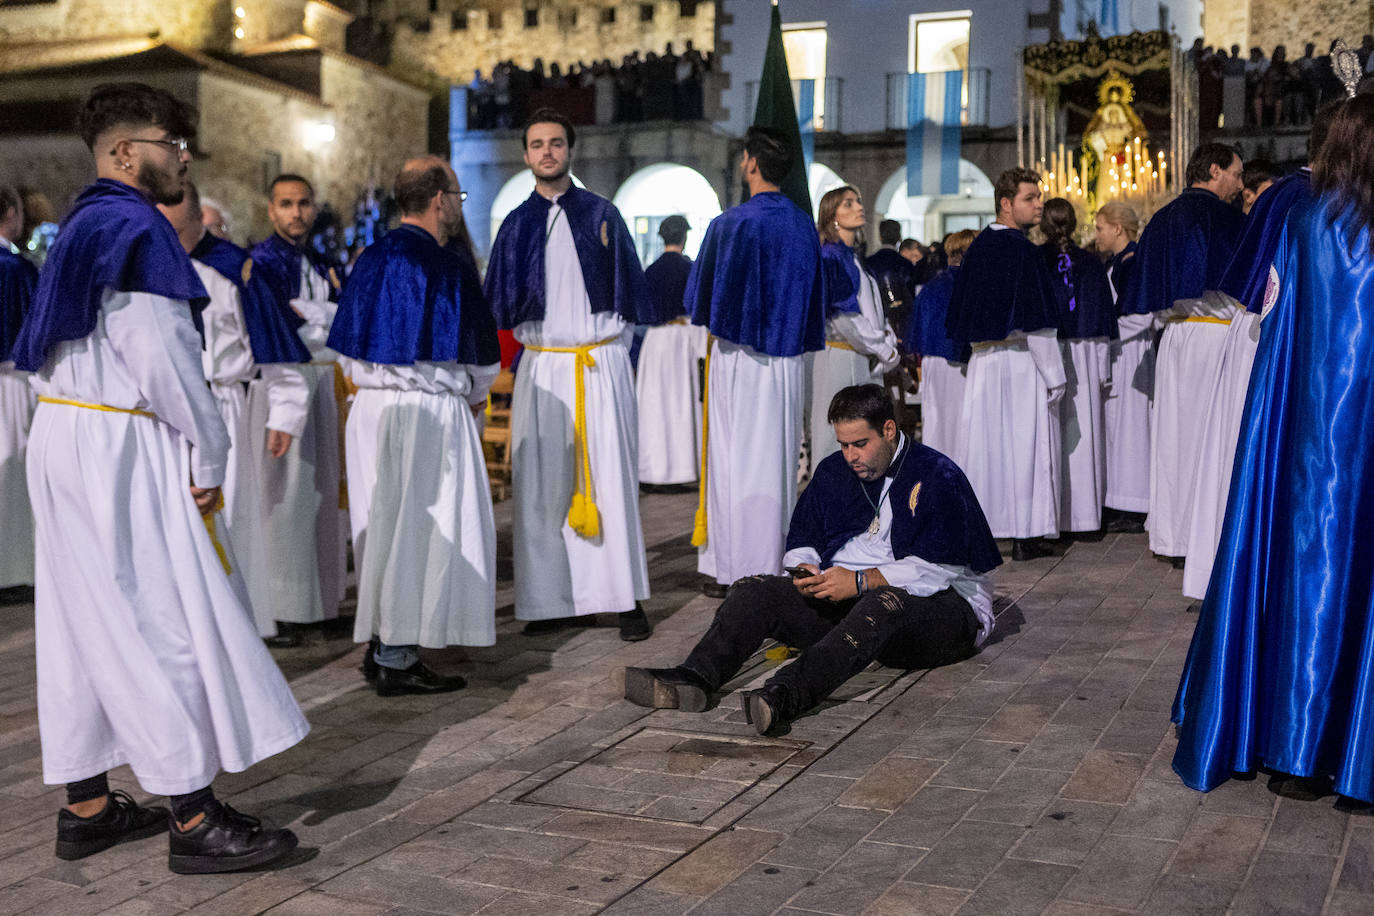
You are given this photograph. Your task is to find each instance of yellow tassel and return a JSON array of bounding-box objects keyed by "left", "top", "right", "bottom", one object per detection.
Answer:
[
  {"left": 568, "top": 492, "right": 601, "bottom": 539},
  {"left": 201, "top": 493, "right": 233, "bottom": 576},
  {"left": 690, "top": 336, "right": 713, "bottom": 548}
]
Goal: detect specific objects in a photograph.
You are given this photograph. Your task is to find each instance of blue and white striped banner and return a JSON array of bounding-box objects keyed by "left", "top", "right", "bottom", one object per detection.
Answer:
[
  {"left": 906, "top": 70, "right": 962, "bottom": 197},
  {"left": 797, "top": 78, "right": 816, "bottom": 175}
]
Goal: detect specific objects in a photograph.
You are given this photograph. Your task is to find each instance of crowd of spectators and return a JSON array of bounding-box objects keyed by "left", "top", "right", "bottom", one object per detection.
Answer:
[
  {"left": 1187, "top": 37, "right": 1374, "bottom": 130},
  {"left": 464, "top": 42, "right": 713, "bottom": 130}
]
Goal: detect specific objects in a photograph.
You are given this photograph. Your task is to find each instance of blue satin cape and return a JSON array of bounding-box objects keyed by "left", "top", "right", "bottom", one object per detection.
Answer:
[
  {"left": 643, "top": 250, "right": 692, "bottom": 322},
  {"left": 191, "top": 231, "right": 307, "bottom": 365},
  {"left": 787, "top": 437, "right": 1002, "bottom": 574},
  {"left": 1218, "top": 170, "right": 1313, "bottom": 314},
  {"left": 484, "top": 187, "right": 659, "bottom": 328},
  {"left": 819, "top": 241, "right": 864, "bottom": 317},
  {"left": 1126, "top": 187, "right": 1244, "bottom": 314},
  {"left": 1106, "top": 241, "right": 1138, "bottom": 313},
  {"left": 0, "top": 248, "right": 38, "bottom": 363},
  {"left": 329, "top": 224, "right": 500, "bottom": 366},
  {"left": 1171, "top": 194, "right": 1374, "bottom": 803},
  {"left": 945, "top": 226, "right": 1058, "bottom": 345},
  {"left": 1041, "top": 244, "right": 1119, "bottom": 340},
  {"left": 12, "top": 180, "right": 208, "bottom": 372},
  {"left": 241, "top": 233, "right": 329, "bottom": 365},
  {"left": 905, "top": 267, "right": 968, "bottom": 363},
  {"left": 686, "top": 191, "right": 825, "bottom": 358}
]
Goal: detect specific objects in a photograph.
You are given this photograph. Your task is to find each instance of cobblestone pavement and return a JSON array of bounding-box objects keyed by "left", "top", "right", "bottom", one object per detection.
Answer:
[{"left": 0, "top": 490, "right": 1370, "bottom": 915}]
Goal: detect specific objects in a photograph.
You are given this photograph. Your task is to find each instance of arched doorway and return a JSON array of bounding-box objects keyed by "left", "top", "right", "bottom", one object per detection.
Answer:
[
  {"left": 488, "top": 169, "right": 585, "bottom": 248},
  {"left": 874, "top": 159, "right": 994, "bottom": 243},
  {"left": 612, "top": 163, "right": 723, "bottom": 263}
]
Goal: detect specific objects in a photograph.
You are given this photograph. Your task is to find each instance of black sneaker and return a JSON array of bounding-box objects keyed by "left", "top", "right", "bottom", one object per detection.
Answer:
[
  {"left": 168, "top": 801, "right": 297, "bottom": 874},
  {"left": 55, "top": 790, "right": 169, "bottom": 861},
  {"left": 701, "top": 580, "right": 729, "bottom": 599},
  {"left": 375, "top": 660, "right": 467, "bottom": 697},
  {"left": 360, "top": 636, "right": 380, "bottom": 682},
  {"left": 618, "top": 607, "right": 652, "bottom": 642},
  {"left": 623, "top": 667, "right": 709, "bottom": 711}
]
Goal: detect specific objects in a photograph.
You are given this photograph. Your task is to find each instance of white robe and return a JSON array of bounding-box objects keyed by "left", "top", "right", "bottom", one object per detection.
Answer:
[
  {"left": 193, "top": 260, "right": 308, "bottom": 638},
  {"left": 0, "top": 362, "right": 35, "bottom": 587},
  {"left": 636, "top": 319, "right": 709, "bottom": 485},
  {"left": 28, "top": 289, "right": 308, "bottom": 795},
  {"left": 1104, "top": 311, "right": 1156, "bottom": 513},
  {"left": 697, "top": 339, "right": 806, "bottom": 585},
  {"left": 808, "top": 254, "right": 901, "bottom": 465},
  {"left": 344, "top": 358, "right": 500, "bottom": 646},
  {"left": 1181, "top": 309, "right": 1261, "bottom": 599},
  {"left": 1148, "top": 292, "right": 1236, "bottom": 557},
  {"left": 511, "top": 196, "right": 650, "bottom": 619},
  {"left": 1059, "top": 337, "right": 1111, "bottom": 532},
  {"left": 250, "top": 261, "right": 346, "bottom": 624},
  {"left": 958, "top": 329, "right": 1066, "bottom": 540},
  {"left": 918, "top": 356, "right": 966, "bottom": 461}
]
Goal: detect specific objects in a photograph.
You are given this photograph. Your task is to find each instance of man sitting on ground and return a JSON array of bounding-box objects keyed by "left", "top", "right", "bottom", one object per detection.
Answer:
[{"left": 624, "top": 384, "right": 1002, "bottom": 734}]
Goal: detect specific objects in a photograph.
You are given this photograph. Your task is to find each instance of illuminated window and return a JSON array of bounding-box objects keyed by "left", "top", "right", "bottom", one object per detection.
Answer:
[
  {"left": 909, "top": 12, "right": 971, "bottom": 123},
  {"left": 782, "top": 23, "right": 826, "bottom": 130}
]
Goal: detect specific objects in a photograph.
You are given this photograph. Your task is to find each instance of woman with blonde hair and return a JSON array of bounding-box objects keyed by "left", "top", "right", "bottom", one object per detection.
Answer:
[
  {"left": 1094, "top": 200, "right": 1150, "bottom": 532},
  {"left": 905, "top": 229, "right": 975, "bottom": 457},
  {"left": 808, "top": 186, "right": 900, "bottom": 464}
]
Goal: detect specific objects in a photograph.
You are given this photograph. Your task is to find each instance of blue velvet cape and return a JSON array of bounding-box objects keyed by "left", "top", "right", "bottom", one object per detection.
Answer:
[
  {"left": 1106, "top": 241, "right": 1139, "bottom": 313},
  {"left": 1126, "top": 187, "right": 1244, "bottom": 314},
  {"left": 0, "top": 247, "right": 38, "bottom": 363},
  {"left": 12, "top": 180, "right": 208, "bottom": 372},
  {"left": 241, "top": 233, "right": 329, "bottom": 364},
  {"left": 643, "top": 250, "right": 692, "bottom": 322},
  {"left": 1171, "top": 194, "right": 1374, "bottom": 803},
  {"left": 945, "top": 226, "right": 1058, "bottom": 345},
  {"left": 686, "top": 191, "right": 825, "bottom": 357},
  {"left": 1041, "top": 244, "right": 1118, "bottom": 340},
  {"left": 1218, "top": 170, "right": 1313, "bottom": 314},
  {"left": 819, "top": 241, "right": 864, "bottom": 317},
  {"left": 329, "top": 224, "right": 500, "bottom": 366},
  {"left": 787, "top": 436, "right": 1002, "bottom": 575},
  {"left": 905, "top": 267, "right": 968, "bottom": 363},
  {"left": 191, "top": 231, "right": 307, "bottom": 365},
  {"left": 483, "top": 187, "right": 658, "bottom": 328}
]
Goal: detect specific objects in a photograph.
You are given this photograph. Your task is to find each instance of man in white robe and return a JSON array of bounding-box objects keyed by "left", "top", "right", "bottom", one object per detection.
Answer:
[
  {"left": 245, "top": 175, "right": 346, "bottom": 644},
  {"left": 159, "top": 181, "right": 308, "bottom": 641},
  {"left": 15, "top": 81, "right": 306, "bottom": 874},
  {"left": 0, "top": 185, "right": 36, "bottom": 593},
  {"left": 686, "top": 127, "right": 826, "bottom": 597},
  {"left": 484, "top": 109, "right": 660, "bottom": 640},
  {"left": 332, "top": 156, "right": 501, "bottom": 694},
  {"left": 946, "top": 169, "right": 1067, "bottom": 561}
]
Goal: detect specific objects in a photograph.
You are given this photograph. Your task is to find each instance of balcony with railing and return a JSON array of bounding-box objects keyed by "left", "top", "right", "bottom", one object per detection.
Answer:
[
  {"left": 744, "top": 77, "right": 844, "bottom": 133},
  {"left": 885, "top": 68, "right": 990, "bottom": 130}
]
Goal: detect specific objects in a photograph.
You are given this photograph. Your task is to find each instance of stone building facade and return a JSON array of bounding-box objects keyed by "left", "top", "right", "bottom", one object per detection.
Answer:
[{"left": 1203, "top": 0, "right": 1372, "bottom": 55}]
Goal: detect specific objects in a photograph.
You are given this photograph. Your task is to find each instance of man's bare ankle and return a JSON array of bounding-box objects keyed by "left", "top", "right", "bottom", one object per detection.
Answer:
[{"left": 66, "top": 796, "right": 109, "bottom": 819}]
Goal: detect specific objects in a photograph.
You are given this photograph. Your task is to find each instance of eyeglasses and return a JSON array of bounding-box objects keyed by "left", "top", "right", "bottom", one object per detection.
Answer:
[
  {"left": 443, "top": 189, "right": 469, "bottom": 202},
  {"left": 111, "top": 137, "right": 189, "bottom": 155}
]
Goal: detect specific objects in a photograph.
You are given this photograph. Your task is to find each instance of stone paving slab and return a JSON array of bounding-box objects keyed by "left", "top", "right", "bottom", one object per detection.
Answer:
[{"left": 0, "top": 490, "right": 1369, "bottom": 914}]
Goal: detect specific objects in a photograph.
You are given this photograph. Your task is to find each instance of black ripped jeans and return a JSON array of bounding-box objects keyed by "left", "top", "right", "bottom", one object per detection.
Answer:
[{"left": 681, "top": 575, "right": 980, "bottom": 719}]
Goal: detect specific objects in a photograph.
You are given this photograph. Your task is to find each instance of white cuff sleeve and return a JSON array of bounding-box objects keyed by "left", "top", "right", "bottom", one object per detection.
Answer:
[{"left": 259, "top": 363, "right": 310, "bottom": 437}]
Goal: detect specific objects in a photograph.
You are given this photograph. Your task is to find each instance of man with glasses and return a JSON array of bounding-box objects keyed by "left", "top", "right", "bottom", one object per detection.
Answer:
[
  {"left": 243, "top": 173, "right": 347, "bottom": 646},
  {"left": 484, "top": 108, "right": 669, "bottom": 641},
  {"left": 12, "top": 81, "right": 305, "bottom": 874},
  {"left": 329, "top": 155, "right": 502, "bottom": 695}
]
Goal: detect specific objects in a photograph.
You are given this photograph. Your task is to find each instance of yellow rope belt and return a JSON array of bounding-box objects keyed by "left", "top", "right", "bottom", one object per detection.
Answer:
[
  {"left": 524, "top": 335, "right": 621, "bottom": 539},
  {"left": 1170, "top": 315, "right": 1233, "bottom": 325},
  {"left": 691, "top": 336, "right": 714, "bottom": 547},
  {"left": 36, "top": 396, "right": 233, "bottom": 575},
  {"left": 826, "top": 340, "right": 857, "bottom": 352},
  {"left": 969, "top": 338, "right": 1030, "bottom": 353}
]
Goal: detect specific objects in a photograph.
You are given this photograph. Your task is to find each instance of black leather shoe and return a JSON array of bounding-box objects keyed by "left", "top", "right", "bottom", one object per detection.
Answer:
[
  {"left": 375, "top": 660, "right": 467, "bottom": 696},
  {"left": 360, "top": 636, "right": 380, "bottom": 682},
  {"left": 1011, "top": 538, "right": 1055, "bottom": 562},
  {"left": 55, "top": 790, "right": 169, "bottom": 861},
  {"left": 263, "top": 622, "right": 305, "bottom": 648},
  {"left": 623, "top": 667, "right": 709, "bottom": 711},
  {"left": 701, "top": 580, "right": 729, "bottom": 599},
  {"left": 168, "top": 801, "right": 297, "bottom": 874},
  {"left": 521, "top": 616, "right": 591, "bottom": 636},
  {"left": 1104, "top": 511, "right": 1146, "bottom": 533},
  {"left": 619, "top": 607, "right": 653, "bottom": 642},
  {"left": 739, "top": 687, "right": 786, "bottom": 736}
]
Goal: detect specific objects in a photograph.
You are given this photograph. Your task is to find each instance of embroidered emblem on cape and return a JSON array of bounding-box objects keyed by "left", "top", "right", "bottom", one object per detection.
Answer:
[
  {"left": 241, "top": 260, "right": 253, "bottom": 285},
  {"left": 600, "top": 220, "right": 609, "bottom": 246},
  {"left": 1261, "top": 264, "right": 1280, "bottom": 320},
  {"left": 908, "top": 482, "right": 922, "bottom": 515}
]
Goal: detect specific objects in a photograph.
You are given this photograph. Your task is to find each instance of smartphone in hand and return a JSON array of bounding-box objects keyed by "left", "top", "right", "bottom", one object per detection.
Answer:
[{"left": 785, "top": 565, "right": 813, "bottom": 579}]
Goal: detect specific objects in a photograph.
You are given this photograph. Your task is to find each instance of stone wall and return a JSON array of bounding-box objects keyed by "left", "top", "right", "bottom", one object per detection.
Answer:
[
  {"left": 390, "top": 0, "right": 715, "bottom": 88},
  {"left": 1202, "top": 0, "right": 1248, "bottom": 51},
  {"left": 0, "top": 0, "right": 323, "bottom": 53},
  {"left": 1247, "top": 0, "right": 1371, "bottom": 53}
]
